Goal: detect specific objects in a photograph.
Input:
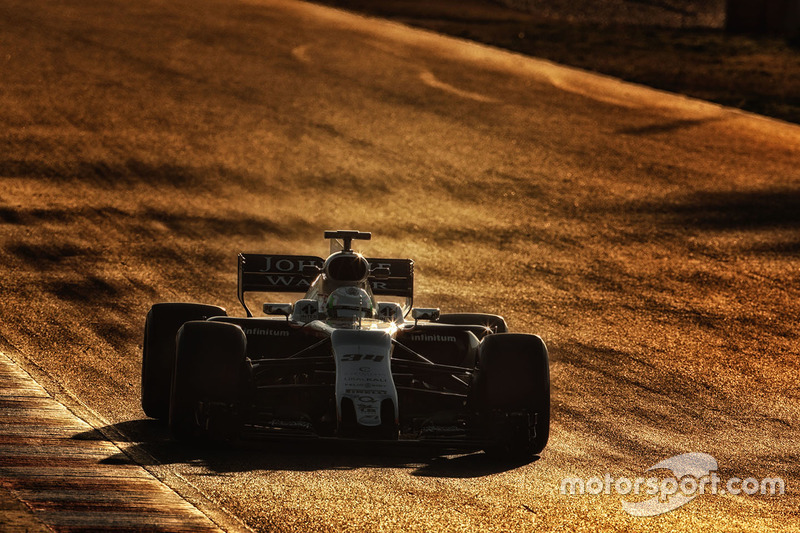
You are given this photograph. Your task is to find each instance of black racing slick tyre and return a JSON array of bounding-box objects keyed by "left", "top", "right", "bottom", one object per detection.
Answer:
[
  {"left": 475, "top": 333, "right": 550, "bottom": 459},
  {"left": 169, "top": 321, "right": 247, "bottom": 441},
  {"left": 437, "top": 313, "right": 509, "bottom": 334},
  {"left": 141, "top": 303, "right": 226, "bottom": 420}
]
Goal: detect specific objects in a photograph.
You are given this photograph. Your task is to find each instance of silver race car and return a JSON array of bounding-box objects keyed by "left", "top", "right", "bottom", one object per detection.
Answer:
[{"left": 141, "top": 230, "right": 550, "bottom": 459}]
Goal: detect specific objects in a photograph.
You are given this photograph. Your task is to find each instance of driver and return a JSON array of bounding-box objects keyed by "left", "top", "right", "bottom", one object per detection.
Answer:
[{"left": 326, "top": 286, "right": 375, "bottom": 320}]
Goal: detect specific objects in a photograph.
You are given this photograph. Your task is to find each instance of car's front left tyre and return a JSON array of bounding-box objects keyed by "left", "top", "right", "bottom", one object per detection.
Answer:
[{"left": 473, "top": 333, "right": 550, "bottom": 460}]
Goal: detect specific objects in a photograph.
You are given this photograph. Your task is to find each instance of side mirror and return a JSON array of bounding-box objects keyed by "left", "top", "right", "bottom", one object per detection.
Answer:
[
  {"left": 377, "top": 302, "right": 404, "bottom": 323},
  {"left": 263, "top": 303, "right": 293, "bottom": 316},
  {"left": 292, "top": 299, "right": 320, "bottom": 322},
  {"left": 411, "top": 308, "right": 440, "bottom": 322}
]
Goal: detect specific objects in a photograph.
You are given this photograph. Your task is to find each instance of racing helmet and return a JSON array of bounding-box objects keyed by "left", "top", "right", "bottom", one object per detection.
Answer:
[
  {"left": 326, "top": 286, "right": 374, "bottom": 319},
  {"left": 323, "top": 252, "right": 370, "bottom": 283}
]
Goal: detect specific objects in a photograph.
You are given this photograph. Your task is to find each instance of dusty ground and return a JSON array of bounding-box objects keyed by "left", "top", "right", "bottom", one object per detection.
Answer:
[
  {"left": 0, "top": 0, "right": 799, "bottom": 531},
  {"left": 312, "top": 0, "right": 800, "bottom": 124}
]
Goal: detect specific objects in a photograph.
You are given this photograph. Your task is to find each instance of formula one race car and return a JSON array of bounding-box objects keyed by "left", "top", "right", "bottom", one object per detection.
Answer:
[{"left": 141, "top": 231, "right": 549, "bottom": 458}]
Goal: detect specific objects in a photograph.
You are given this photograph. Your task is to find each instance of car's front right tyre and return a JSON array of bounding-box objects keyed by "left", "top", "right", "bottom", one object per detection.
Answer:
[
  {"left": 169, "top": 320, "right": 247, "bottom": 441},
  {"left": 436, "top": 313, "right": 509, "bottom": 334},
  {"left": 141, "top": 303, "right": 226, "bottom": 420}
]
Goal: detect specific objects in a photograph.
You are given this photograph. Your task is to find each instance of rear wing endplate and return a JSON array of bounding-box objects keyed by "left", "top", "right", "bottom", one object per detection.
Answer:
[{"left": 237, "top": 253, "right": 414, "bottom": 316}]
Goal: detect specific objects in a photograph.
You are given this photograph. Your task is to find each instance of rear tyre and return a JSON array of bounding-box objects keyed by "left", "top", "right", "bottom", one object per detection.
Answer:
[
  {"left": 169, "top": 321, "right": 247, "bottom": 441},
  {"left": 474, "top": 333, "right": 549, "bottom": 460},
  {"left": 141, "top": 303, "right": 226, "bottom": 420},
  {"left": 437, "top": 313, "right": 509, "bottom": 334}
]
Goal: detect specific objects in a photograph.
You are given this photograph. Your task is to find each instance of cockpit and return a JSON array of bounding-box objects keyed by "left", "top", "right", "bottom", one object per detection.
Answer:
[{"left": 304, "top": 232, "right": 379, "bottom": 322}]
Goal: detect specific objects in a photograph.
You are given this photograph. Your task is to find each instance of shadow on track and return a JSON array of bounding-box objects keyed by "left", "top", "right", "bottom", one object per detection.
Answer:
[
  {"left": 615, "top": 116, "right": 725, "bottom": 136},
  {"left": 624, "top": 188, "right": 800, "bottom": 256},
  {"left": 661, "top": 189, "right": 800, "bottom": 232},
  {"left": 71, "top": 419, "right": 537, "bottom": 478},
  {"left": 0, "top": 158, "right": 253, "bottom": 190}
]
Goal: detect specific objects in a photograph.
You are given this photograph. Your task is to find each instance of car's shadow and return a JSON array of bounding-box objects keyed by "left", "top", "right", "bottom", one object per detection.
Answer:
[{"left": 72, "top": 419, "right": 538, "bottom": 478}]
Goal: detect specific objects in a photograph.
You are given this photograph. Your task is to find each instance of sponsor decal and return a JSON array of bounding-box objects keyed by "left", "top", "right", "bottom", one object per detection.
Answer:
[
  {"left": 258, "top": 275, "right": 310, "bottom": 288},
  {"left": 340, "top": 354, "right": 385, "bottom": 362},
  {"left": 343, "top": 376, "right": 387, "bottom": 383},
  {"left": 243, "top": 328, "right": 290, "bottom": 337},
  {"left": 411, "top": 334, "right": 457, "bottom": 342},
  {"left": 260, "top": 257, "right": 320, "bottom": 273},
  {"left": 358, "top": 396, "right": 378, "bottom": 403}
]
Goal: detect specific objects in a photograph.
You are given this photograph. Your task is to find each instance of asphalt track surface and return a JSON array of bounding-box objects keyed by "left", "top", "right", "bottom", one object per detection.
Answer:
[{"left": 1, "top": 0, "right": 799, "bottom": 531}]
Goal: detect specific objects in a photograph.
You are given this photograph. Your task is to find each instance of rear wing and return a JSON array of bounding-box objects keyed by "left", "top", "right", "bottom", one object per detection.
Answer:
[
  {"left": 237, "top": 253, "right": 414, "bottom": 316},
  {"left": 365, "top": 258, "right": 414, "bottom": 298}
]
